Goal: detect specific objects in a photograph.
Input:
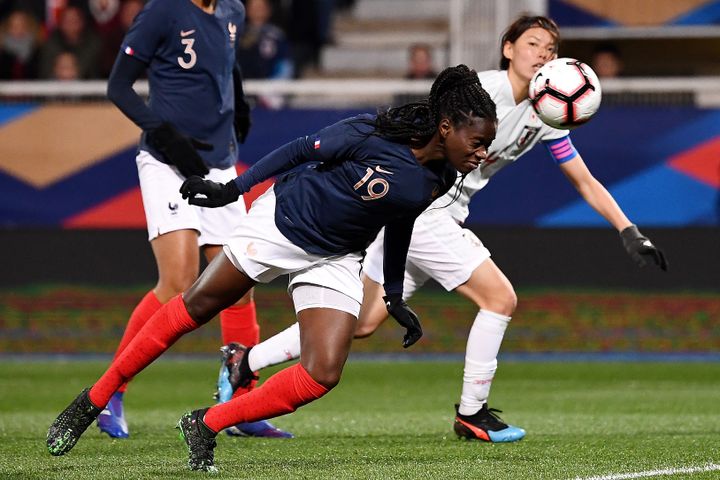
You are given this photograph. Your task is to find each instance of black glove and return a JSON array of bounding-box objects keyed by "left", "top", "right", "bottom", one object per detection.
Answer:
[
  {"left": 234, "top": 96, "right": 252, "bottom": 143},
  {"left": 383, "top": 294, "right": 423, "bottom": 348},
  {"left": 147, "top": 122, "right": 212, "bottom": 178},
  {"left": 620, "top": 225, "right": 668, "bottom": 271},
  {"left": 179, "top": 176, "right": 242, "bottom": 208}
]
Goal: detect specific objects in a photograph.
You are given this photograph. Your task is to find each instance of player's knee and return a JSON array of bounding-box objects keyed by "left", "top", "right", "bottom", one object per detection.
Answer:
[
  {"left": 354, "top": 320, "right": 378, "bottom": 338},
  {"left": 484, "top": 287, "right": 517, "bottom": 317},
  {"left": 157, "top": 274, "right": 197, "bottom": 300},
  {"left": 170, "top": 276, "right": 197, "bottom": 294},
  {"left": 354, "top": 305, "right": 388, "bottom": 338},
  {"left": 303, "top": 360, "right": 344, "bottom": 389},
  {"left": 308, "top": 368, "right": 342, "bottom": 389}
]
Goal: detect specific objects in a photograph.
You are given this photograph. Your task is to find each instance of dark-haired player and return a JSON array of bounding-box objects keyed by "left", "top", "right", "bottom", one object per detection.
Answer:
[
  {"left": 100, "top": 0, "right": 290, "bottom": 439},
  {"left": 47, "top": 64, "right": 497, "bottom": 472}
]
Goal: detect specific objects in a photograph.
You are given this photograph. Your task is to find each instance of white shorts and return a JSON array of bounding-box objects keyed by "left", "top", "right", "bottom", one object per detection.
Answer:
[
  {"left": 222, "top": 187, "right": 364, "bottom": 311},
  {"left": 364, "top": 207, "right": 491, "bottom": 298},
  {"left": 136, "top": 150, "right": 247, "bottom": 245}
]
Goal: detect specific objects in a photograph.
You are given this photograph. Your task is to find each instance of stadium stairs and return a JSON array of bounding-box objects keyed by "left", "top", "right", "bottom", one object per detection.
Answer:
[{"left": 318, "top": 0, "right": 450, "bottom": 78}]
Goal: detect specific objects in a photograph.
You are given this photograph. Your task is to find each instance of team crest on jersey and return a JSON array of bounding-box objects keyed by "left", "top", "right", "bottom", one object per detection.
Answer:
[
  {"left": 228, "top": 22, "right": 237, "bottom": 42},
  {"left": 517, "top": 125, "right": 540, "bottom": 148}
]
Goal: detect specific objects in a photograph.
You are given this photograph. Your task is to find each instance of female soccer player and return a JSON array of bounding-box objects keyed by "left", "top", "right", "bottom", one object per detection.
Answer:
[
  {"left": 46, "top": 64, "right": 498, "bottom": 472},
  {"left": 99, "top": 0, "right": 291, "bottom": 439},
  {"left": 223, "top": 15, "right": 668, "bottom": 444},
  {"left": 361, "top": 15, "right": 667, "bottom": 442}
]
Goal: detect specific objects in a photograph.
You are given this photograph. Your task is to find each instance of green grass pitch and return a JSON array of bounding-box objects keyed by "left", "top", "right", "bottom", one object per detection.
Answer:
[{"left": 1, "top": 359, "right": 719, "bottom": 479}]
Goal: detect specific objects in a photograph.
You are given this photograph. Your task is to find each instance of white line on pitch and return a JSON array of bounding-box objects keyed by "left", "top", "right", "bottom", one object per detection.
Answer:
[{"left": 573, "top": 463, "right": 720, "bottom": 480}]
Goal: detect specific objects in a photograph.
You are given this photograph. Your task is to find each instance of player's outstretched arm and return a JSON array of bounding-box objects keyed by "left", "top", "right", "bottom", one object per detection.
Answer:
[
  {"left": 558, "top": 155, "right": 668, "bottom": 271},
  {"left": 180, "top": 130, "right": 326, "bottom": 207}
]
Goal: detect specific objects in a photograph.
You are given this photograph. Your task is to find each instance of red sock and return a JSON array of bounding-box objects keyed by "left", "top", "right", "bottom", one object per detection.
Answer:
[
  {"left": 202, "top": 363, "right": 328, "bottom": 432},
  {"left": 113, "top": 290, "right": 163, "bottom": 393},
  {"left": 89, "top": 295, "right": 199, "bottom": 408},
  {"left": 220, "top": 301, "right": 260, "bottom": 346}
]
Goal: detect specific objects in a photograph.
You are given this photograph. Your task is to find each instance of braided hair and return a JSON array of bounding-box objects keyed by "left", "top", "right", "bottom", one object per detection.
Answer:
[{"left": 373, "top": 64, "right": 496, "bottom": 148}]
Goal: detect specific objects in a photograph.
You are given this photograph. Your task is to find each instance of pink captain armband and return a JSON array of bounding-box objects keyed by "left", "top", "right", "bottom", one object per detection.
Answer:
[{"left": 543, "top": 135, "right": 578, "bottom": 164}]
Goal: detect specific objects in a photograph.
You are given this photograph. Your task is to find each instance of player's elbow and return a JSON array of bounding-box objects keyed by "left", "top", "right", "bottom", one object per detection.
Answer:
[{"left": 106, "top": 78, "right": 122, "bottom": 107}]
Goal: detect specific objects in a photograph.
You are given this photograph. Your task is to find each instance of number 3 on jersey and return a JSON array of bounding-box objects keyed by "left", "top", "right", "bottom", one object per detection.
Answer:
[
  {"left": 178, "top": 33, "right": 197, "bottom": 69},
  {"left": 354, "top": 167, "right": 389, "bottom": 201}
]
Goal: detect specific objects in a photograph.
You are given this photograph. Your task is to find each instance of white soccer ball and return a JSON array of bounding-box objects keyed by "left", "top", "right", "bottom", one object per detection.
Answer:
[{"left": 528, "top": 57, "right": 602, "bottom": 129}]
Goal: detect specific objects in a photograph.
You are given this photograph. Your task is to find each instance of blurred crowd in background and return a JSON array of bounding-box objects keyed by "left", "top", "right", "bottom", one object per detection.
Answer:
[{"left": 0, "top": 0, "right": 356, "bottom": 81}]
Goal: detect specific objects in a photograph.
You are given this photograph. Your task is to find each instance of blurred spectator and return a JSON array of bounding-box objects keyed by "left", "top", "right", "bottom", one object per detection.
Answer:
[
  {"left": 52, "top": 50, "right": 80, "bottom": 80},
  {"left": 392, "top": 44, "right": 436, "bottom": 105},
  {"left": 590, "top": 43, "right": 623, "bottom": 79},
  {"left": 285, "top": 0, "right": 335, "bottom": 77},
  {"left": 0, "top": 10, "right": 43, "bottom": 79},
  {"left": 0, "top": 1, "right": 46, "bottom": 28},
  {"left": 239, "top": 0, "right": 293, "bottom": 108},
  {"left": 405, "top": 43, "right": 436, "bottom": 80},
  {"left": 96, "top": 0, "right": 144, "bottom": 77},
  {"left": 239, "top": 0, "right": 293, "bottom": 79},
  {"left": 89, "top": 0, "right": 122, "bottom": 34},
  {"left": 38, "top": 5, "right": 102, "bottom": 79}
]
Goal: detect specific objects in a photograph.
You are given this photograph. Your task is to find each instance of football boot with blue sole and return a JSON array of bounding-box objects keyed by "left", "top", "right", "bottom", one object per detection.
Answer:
[
  {"left": 225, "top": 420, "right": 294, "bottom": 438},
  {"left": 453, "top": 403, "right": 526, "bottom": 443},
  {"left": 216, "top": 343, "right": 294, "bottom": 439},
  {"left": 97, "top": 391, "right": 129, "bottom": 438}
]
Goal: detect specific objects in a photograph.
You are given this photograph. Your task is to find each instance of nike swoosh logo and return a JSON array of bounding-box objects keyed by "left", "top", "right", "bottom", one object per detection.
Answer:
[
  {"left": 375, "top": 165, "right": 393, "bottom": 175},
  {"left": 180, "top": 29, "right": 196, "bottom": 37}
]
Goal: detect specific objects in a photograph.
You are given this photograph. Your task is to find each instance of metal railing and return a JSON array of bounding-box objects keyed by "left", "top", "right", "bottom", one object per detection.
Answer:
[{"left": 2, "top": 77, "right": 720, "bottom": 107}]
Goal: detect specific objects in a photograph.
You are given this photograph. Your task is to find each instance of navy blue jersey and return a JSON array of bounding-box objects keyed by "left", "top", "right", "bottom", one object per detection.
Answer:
[
  {"left": 234, "top": 114, "right": 458, "bottom": 295},
  {"left": 121, "top": 0, "right": 245, "bottom": 169}
]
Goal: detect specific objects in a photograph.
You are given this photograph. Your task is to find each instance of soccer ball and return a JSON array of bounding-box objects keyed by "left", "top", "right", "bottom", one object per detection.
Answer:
[{"left": 528, "top": 57, "right": 602, "bottom": 129}]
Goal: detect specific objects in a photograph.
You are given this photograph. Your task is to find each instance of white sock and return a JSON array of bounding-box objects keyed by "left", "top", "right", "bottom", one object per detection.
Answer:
[
  {"left": 247, "top": 322, "right": 301, "bottom": 372},
  {"left": 458, "top": 309, "right": 511, "bottom": 416}
]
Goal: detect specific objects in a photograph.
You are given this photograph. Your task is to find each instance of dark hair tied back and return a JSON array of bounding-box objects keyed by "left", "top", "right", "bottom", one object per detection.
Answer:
[{"left": 374, "top": 64, "right": 496, "bottom": 148}]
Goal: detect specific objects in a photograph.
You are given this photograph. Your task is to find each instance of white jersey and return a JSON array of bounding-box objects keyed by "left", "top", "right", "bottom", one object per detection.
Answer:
[{"left": 435, "top": 69, "right": 568, "bottom": 223}]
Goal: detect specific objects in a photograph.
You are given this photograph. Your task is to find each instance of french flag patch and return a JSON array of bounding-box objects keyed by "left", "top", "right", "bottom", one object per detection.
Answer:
[
  {"left": 124, "top": 45, "right": 135, "bottom": 56},
  {"left": 314, "top": 139, "right": 321, "bottom": 149}
]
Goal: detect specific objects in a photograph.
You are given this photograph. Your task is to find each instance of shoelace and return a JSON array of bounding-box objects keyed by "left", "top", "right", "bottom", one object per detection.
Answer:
[{"left": 487, "top": 407, "right": 505, "bottom": 420}]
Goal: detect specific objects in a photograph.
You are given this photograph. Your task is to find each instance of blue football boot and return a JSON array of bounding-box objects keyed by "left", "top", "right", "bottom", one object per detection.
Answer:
[
  {"left": 96, "top": 391, "right": 129, "bottom": 439},
  {"left": 453, "top": 404, "right": 525, "bottom": 443},
  {"left": 216, "top": 343, "right": 293, "bottom": 439}
]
